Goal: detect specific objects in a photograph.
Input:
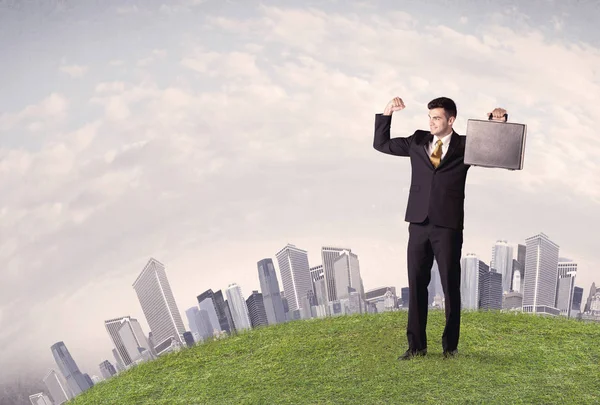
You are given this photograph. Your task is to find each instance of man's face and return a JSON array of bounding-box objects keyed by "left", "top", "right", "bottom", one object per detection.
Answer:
[{"left": 428, "top": 107, "right": 454, "bottom": 136}]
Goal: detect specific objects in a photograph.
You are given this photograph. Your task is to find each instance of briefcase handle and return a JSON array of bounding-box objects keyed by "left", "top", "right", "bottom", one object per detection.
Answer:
[{"left": 488, "top": 113, "right": 508, "bottom": 122}]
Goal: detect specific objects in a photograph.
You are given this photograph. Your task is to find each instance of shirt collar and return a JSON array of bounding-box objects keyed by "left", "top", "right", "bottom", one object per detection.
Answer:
[{"left": 433, "top": 131, "right": 453, "bottom": 145}]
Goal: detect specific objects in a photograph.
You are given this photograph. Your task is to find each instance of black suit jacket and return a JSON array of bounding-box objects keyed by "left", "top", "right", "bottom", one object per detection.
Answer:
[{"left": 373, "top": 113, "right": 471, "bottom": 230}]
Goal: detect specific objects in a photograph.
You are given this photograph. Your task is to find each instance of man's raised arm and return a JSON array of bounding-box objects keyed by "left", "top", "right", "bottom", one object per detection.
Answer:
[{"left": 373, "top": 96, "right": 413, "bottom": 157}]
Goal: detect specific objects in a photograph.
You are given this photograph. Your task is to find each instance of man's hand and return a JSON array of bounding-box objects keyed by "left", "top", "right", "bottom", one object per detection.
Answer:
[
  {"left": 383, "top": 97, "right": 406, "bottom": 116},
  {"left": 489, "top": 107, "right": 508, "bottom": 121}
]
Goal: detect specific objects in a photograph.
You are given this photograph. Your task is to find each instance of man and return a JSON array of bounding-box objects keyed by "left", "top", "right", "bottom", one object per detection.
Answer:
[{"left": 373, "top": 96, "right": 507, "bottom": 360}]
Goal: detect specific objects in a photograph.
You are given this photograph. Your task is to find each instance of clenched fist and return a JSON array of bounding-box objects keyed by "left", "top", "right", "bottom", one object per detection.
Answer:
[
  {"left": 489, "top": 107, "right": 508, "bottom": 121},
  {"left": 383, "top": 97, "right": 406, "bottom": 116}
]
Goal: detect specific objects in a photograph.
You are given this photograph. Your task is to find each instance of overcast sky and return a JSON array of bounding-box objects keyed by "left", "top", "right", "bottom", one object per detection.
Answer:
[{"left": 1, "top": 0, "right": 599, "bottom": 385}]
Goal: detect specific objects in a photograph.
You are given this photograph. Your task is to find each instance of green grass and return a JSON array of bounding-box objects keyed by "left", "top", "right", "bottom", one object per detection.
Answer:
[{"left": 70, "top": 310, "right": 600, "bottom": 405}]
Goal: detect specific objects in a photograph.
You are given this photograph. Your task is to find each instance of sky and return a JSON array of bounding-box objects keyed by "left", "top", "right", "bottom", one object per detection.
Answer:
[{"left": 1, "top": 0, "right": 599, "bottom": 386}]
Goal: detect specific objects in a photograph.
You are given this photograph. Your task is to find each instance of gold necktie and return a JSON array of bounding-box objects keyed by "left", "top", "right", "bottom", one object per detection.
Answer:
[{"left": 430, "top": 139, "right": 443, "bottom": 168}]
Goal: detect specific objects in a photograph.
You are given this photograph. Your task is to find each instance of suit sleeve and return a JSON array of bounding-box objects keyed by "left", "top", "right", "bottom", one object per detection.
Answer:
[{"left": 373, "top": 113, "right": 412, "bottom": 157}]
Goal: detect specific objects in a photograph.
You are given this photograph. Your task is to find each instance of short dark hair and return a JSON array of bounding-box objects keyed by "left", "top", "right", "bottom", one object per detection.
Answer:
[{"left": 427, "top": 97, "right": 457, "bottom": 119}]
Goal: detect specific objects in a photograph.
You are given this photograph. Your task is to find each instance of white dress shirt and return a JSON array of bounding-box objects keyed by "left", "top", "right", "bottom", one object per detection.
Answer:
[{"left": 425, "top": 131, "right": 453, "bottom": 159}]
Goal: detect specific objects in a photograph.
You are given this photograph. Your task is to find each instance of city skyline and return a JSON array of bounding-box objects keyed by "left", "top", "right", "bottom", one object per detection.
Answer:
[
  {"left": 23, "top": 233, "right": 598, "bottom": 395},
  {"left": 2, "top": 0, "right": 599, "bottom": 392}
]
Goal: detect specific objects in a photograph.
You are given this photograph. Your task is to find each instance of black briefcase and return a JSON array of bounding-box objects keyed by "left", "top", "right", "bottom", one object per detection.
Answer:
[{"left": 464, "top": 114, "right": 527, "bottom": 170}]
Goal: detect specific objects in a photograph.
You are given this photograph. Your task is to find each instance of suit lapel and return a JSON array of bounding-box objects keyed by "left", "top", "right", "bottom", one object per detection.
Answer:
[
  {"left": 436, "top": 131, "right": 459, "bottom": 170},
  {"left": 420, "top": 133, "right": 435, "bottom": 169}
]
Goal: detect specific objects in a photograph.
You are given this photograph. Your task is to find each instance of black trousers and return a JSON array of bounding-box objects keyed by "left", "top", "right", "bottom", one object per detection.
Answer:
[{"left": 406, "top": 218, "right": 463, "bottom": 351}]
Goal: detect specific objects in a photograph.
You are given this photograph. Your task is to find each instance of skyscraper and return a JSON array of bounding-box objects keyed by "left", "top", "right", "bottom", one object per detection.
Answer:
[
  {"left": 50, "top": 342, "right": 92, "bottom": 396},
  {"left": 310, "top": 265, "right": 328, "bottom": 307},
  {"left": 522, "top": 233, "right": 560, "bottom": 316},
  {"left": 479, "top": 269, "right": 502, "bottom": 310},
  {"left": 217, "top": 290, "right": 236, "bottom": 334},
  {"left": 511, "top": 244, "right": 527, "bottom": 291},
  {"left": 491, "top": 240, "right": 515, "bottom": 294},
  {"left": 185, "top": 306, "right": 202, "bottom": 342},
  {"left": 461, "top": 253, "right": 480, "bottom": 310},
  {"left": 197, "top": 289, "right": 233, "bottom": 335},
  {"left": 246, "top": 290, "right": 269, "bottom": 328},
  {"left": 99, "top": 360, "right": 117, "bottom": 380},
  {"left": 333, "top": 250, "right": 362, "bottom": 301},
  {"left": 226, "top": 283, "right": 252, "bottom": 331},
  {"left": 512, "top": 269, "right": 522, "bottom": 293},
  {"left": 476, "top": 261, "right": 491, "bottom": 308},
  {"left": 572, "top": 286, "right": 584, "bottom": 317},
  {"left": 257, "top": 258, "right": 286, "bottom": 325},
  {"left": 104, "top": 316, "right": 134, "bottom": 367},
  {"left": 118, "top": 317, "right": 153, "bottom": 363},
  {"left": 321, "top": 246, "right": 356, "bottom": 302},
  {"left": 584, "top": 282, "right": 597, "bottom": 313},
  {"left": 132, "top": 258, "right": 186, "bottom": 355},
  {"left": 112, "top": 348, "right": 125, "bottom": 372},
  {"left": 43, "top": 369, "right": 72, "bottom": 405},
  {"left": 28, "top": 393, "right": 52, "bottom": 405},
  {"left": 275, "top": 244, "right": 313, "bottom": 311},
  {"left": 183, "top": 331, "right": 195, "bottom": 347},
  {"left": 428, "top": 260, "right": 444, "bottom": 305},
  {"left": 556, "top": 259, "right": 577, "bottom": 318},
  {"left": 401, "top": 287, "right": 409, "bottom": 308}
]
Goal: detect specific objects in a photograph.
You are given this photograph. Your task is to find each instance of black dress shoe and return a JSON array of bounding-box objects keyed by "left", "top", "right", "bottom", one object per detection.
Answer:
[
  {"left": 443, "top": 349, "right": 458, "bottom": 358},
  {"left": 398, "top": 348, "right": 427, "bottom": 360}
]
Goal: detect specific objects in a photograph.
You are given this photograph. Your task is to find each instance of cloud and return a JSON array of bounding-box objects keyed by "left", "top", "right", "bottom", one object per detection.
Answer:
[
  {"left": 115, "top": 5, "right": 139, "bottom": 14},
  {"left": 1, "top": 1, "right": 599, "bottom": 383},
  {"left": 59, "top": 64, "right": 88, "bottom": 78},
  {"left": 0, "top": 93, "right": 68, "bottom": 131}
]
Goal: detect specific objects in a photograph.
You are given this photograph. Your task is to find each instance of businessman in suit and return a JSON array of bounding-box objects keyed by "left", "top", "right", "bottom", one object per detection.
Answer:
[{"left": 373, "top": 96, "right": 507, "bottom": 360}]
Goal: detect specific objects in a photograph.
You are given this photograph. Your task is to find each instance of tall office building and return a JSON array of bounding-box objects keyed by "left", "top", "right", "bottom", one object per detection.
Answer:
[
  {"left": 491, "top": 240, "right": 515, "bottom": 294},
  {"left": 257, "top": 258, "right": 286, "bottom": 325},
  {"left": 522, "top": 233, "right": 560, "bottom": 316},
  {"left": 197, "top": 289, "right": 233, "bottom": 335},
  {"left": 99, "top": 360, "right": 117, "bottom": 380},
  {"left": 246, "top": 290, "right": 269, "bottom": 328},
  {"left": 182, "top": 331, "right": 195, "bottom": 347},
  {"left": 572, "top": 286, "right": 584, "bottom": 317},
  {"left": 401, "top": 287, "right": 409, "bottom": 308},
  {"left": 83, "top": 374, "right": 94, "bottom": 388},
  {"left": 310, "top": 265, "right": 328, "bottom": 307},
  {"left": 281, "top": 292, "right": 289, "bottom": 314},
  {"left": 512, "top": 269, "right": 522, "bottom": 293},
  {"left": 476, "top": 261, "right": 491, "bottom": 308},
  {"left": 275, "top": 244, "right": 313, "bottom": 311},
  {"left": 333, "top": 250, "right": 362, "bottom": 301},
  {"left": 556, "top": 259, "right": 578, "bottom": 318},
  {"left": 43, "top": 369, "right": 72, "bottom": 404},
  {"left": 479, "top": 269, "right": 503, "bottom": 310},
  {"left": 50, "top": 341, "right": 92, "bottom": 396},
  {"left": 321, "top": 246, "right": 355, "bottom": 302},
  {"left": 185, "top": 306, "right": 202, "bottom": 342},
  {"left": 461, "top": 253, "right": 481, "bottom": 310},
  {"left": 584, "top": 282, "right": 597, "bottom": 313},
  {"left": 226, "top": 283, "right": 252, "bottom": 331},
  {"left": 104, "top": 316, "right": 136, "bottom": 367},
  {"left": 428, "top": 260, "right": 444, "bottom": 305},
  {"left": 511, "top": 244, "right": 527, "bottom": 291},
  {"left": 221, "top": 295, "right": 236, "bottom": 334},
  {"left": 112, "top": 348, "right": 125, "bottom": 372},
  {"left": 118, "top": 317, "right": 152, "bottom": 362},
  {"left": 132, "top": 258, "right": 186, "bottom": 355},
  {"left": 29, "top": 393, "right": 52, "bottom": 405}
]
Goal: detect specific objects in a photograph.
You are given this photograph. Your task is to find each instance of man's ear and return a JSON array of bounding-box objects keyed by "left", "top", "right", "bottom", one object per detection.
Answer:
[{"left": 448, "top": 116, "right": 456, "bottom": 126}]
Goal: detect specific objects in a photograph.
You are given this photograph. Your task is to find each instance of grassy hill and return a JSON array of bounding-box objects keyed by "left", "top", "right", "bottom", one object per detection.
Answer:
[{"left": 70, "top": 310, "right": 600, "bottom": 404}]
